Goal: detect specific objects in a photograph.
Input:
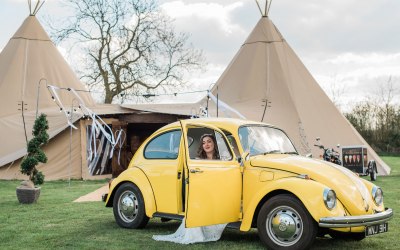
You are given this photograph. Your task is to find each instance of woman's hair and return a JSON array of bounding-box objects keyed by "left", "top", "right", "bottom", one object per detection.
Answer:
[{"left": 197, "top": 133, "right": 220, "bottom": 159}]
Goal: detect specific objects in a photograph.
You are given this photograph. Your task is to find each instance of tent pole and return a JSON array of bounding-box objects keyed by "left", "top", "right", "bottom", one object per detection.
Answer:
[
  {"left": 36, "top": 78, "right": 47, "bottom": 119},
  {"left": 254, "top": 0, "right": 263, "bottom": 16},
  {"left": 206, "top": 91, "right": 209, "bottom": 117},
  {"left": 216, "top": 86, "right": 219, "bottom": 117},
  {"left": 19, "top": 101, "right": 28, "bottom": 146},
  {"left": 69, "top": 99, "right": 79, "bottom": 186}
]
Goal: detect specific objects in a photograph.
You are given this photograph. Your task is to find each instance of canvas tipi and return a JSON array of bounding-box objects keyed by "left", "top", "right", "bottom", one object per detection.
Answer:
[
  {"left": 202, "top": 10, "right": 390, "bottom": 175},
  {"left": 0, "top": 7, "right": 97, "bottom": 179}
]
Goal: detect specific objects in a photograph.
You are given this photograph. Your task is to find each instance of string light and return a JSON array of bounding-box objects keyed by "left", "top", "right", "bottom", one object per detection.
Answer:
[
  {"left": 48, "top": 84, "right": 209, "bottom": 98},
  {"left": 137, "top": 89, "right": 207, "bottom": 97}
]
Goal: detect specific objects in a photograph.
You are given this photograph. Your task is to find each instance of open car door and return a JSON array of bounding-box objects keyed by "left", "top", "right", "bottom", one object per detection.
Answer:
[{"left": 180, "top": 121, "right": 242, "bottom": 228}]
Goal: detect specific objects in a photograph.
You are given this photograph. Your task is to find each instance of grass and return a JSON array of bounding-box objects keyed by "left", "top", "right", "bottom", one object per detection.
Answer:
[{"left": 0, "top": 156, "right": 399, "bottom": 249}]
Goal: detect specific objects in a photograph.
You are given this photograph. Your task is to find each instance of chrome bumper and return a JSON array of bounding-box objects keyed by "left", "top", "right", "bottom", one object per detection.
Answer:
[{"left": 319, "top": 208, "right": 393, "bottom": 228}]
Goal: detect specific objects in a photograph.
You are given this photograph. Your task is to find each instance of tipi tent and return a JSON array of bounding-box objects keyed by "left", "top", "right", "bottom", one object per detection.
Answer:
[
  {"left": 202, "top": 16, "right": 391, "bottom": 175},
  {"left": 0, "top": 10, "right": 127, "bottom": 180},
  {"left": 123, "top": 11, "right": 390, "bottom": 175}
]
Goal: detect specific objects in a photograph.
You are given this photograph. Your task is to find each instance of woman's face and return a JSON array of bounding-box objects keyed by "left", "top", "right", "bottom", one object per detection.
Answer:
[{"left": 202, "top": 136, "right": 215, "bottom": 154}]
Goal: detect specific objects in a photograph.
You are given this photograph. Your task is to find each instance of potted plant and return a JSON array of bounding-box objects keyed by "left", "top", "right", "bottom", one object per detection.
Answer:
[{"left": 16, "top": 113, "right": 49, "bottom": 204}]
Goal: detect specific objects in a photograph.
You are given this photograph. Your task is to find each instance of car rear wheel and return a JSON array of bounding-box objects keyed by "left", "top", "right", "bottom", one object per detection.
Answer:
[
  {"left": 257, "top": 194, "right": 317, "bottom": 250},
  {"left": 113, "top": 183, "right": 149, "bottom": 229}
]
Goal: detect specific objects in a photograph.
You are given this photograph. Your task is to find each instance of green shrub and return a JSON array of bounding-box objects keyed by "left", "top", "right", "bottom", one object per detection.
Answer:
[{"left": 20, "top": 114, "right": 49, "bottom": 186}]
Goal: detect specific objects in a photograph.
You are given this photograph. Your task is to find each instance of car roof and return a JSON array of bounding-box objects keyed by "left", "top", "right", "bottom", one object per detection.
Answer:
[{"left": 160, "top": 117, "right": 276, "bottom": 131}]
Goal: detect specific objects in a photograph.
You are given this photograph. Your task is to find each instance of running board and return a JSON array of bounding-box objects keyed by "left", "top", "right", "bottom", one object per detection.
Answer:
[
  {"left": 153, "top": 212, "right": 184, "bottom": 221},
  {"left": 226, "top": 221, "right": 241, "bottom": 229},
  {"left": 152, "top": 212, "right": 241, "bottom": 229}
]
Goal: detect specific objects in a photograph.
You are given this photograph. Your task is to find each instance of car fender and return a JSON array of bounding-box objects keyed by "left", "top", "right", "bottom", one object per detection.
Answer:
[
  {"left": 240, "top": 177, "right": 345, "bottom": 231},
  {"left": 105, "top": 167, "right": 156, "bottom": 218}
]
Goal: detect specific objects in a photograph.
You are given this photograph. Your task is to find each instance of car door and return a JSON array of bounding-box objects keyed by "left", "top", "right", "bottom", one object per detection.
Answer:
[
  {"left": 140, "top": 129, "right": 183, "bottom": 214},
  {"left": 181, "top": 121, "right": 242, "bottom": 227}
]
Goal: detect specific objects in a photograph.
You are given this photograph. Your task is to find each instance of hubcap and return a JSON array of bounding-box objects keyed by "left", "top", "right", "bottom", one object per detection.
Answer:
[
  {"left": 266, "top": 205, "right": 303, "bottom": 247},
  {"left": 118, "top": 190, "right": 138, "bottom": 223}
]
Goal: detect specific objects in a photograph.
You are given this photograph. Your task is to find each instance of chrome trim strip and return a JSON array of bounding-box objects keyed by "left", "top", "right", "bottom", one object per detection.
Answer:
[{"left": 319, "top": 208, "right": 393, "bottom": 228}]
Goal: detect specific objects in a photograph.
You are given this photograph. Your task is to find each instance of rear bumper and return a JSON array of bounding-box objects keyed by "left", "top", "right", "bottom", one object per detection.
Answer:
[{"left": 319, "top": 208, "right": 393, "bottom": 228}]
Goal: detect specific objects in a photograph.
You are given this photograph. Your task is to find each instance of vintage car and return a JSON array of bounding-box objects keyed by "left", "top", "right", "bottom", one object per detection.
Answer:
[{"left": 104, "top": 118, "right": 393, "bottom": 249}]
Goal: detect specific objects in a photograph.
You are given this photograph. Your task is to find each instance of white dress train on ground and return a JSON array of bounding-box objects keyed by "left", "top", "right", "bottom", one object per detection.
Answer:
[{"left": 152, "top": 219, "right": 227, "bottom": 244}]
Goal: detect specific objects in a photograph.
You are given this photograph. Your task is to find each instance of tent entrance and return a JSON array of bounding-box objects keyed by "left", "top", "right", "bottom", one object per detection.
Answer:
[{"left": 83, "top": 113, "right": 188, "bottom": 178}]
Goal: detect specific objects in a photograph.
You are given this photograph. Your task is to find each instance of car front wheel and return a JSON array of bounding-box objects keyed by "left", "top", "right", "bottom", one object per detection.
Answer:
[
  {"left": 257, "top": 194, "right": 317, "bottom": 250},
  {"left": 113, "top": 183, "right": 149, "bottom": 229}
]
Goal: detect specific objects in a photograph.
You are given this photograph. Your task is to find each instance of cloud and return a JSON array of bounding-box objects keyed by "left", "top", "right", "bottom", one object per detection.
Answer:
[
  {"left": 158, "top": 0, "right": 260, "bottom": 92},
  {"left": 3, "top": 0, "right": 399, "bottom": 108},
  {"left": 161, "top": 1, "right": 244, "bottom": 34},
  {"left": 305, "top": 51, "right": 400, "bottom": 110}
]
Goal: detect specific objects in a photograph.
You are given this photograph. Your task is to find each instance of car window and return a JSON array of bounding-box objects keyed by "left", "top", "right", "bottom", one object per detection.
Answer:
[
  {"left": 221, "top": 130, "right": 240, "bottom": 157},
  {"left": 187, "top": 127, "right": 233, "bottom": 161},
  {"left": 144, "top": 130, "right": 182, "bottom": 159},
  {"left": 238, "top": 125, "right": 297, "bottom": 156},
  {"left": 215, "top": 131, "right": 233, "bottom": 161}
]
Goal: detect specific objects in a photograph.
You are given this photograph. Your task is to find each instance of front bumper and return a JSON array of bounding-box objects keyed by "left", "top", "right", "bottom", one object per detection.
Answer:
[{"left": 319, "top": 208, "right": 393, "bottom": 228}]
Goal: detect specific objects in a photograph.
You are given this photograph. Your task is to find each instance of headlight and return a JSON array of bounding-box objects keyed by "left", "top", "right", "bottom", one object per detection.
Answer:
[
  {"left": 372, "top": 186, "right": 383, "bottom": 205},
  {"left": 323, "top": 188, "right": 337, "bottom": 210}
]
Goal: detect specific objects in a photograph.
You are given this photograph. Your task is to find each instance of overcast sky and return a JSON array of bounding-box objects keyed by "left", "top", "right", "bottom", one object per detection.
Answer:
[{"left": 1, "top": 0, "right": 399, "bottom": 109}]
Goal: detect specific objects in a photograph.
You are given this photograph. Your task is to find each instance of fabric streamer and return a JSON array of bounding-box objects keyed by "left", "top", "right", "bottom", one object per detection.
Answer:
[
  {"left": 114, "top": 129, "right": 126, "bottom": 166},
  {"left": 152, "top": 219, "right": 227, "bottom": 244},
  {"left": 208, "top": 92, "right": 246, "bottom": 119},
  {"left": 46, "top": 84, "right": 125, "bottom": 167}
]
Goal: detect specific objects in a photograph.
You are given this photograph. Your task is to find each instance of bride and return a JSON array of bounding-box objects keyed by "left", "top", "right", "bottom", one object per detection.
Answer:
[{"left": 153, "top": 134, "right": 227, "bottom": 244}]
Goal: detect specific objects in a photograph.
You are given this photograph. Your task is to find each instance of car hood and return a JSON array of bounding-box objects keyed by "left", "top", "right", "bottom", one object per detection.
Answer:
[{"left": 250, "top": 154, "right": 373, "bottom": 215}]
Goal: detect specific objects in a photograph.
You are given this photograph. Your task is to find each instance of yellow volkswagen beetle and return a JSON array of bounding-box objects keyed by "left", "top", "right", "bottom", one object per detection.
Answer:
[{"left": 104, "top": 118, "right": 392, "bottom": 249}]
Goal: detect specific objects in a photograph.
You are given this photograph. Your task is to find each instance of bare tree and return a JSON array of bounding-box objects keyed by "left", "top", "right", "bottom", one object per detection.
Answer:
[
  {"left": 325, "top": 74, "right": 345, "bottom": 110},
  {"left": 374, "top": 76, "right": 398, "bottom": 147},
  {"left": 53, "top": 0, "right": 204, "bottom": 103},
  {"left": 345, "top": 76, "right": 400, "bottom": 153}
]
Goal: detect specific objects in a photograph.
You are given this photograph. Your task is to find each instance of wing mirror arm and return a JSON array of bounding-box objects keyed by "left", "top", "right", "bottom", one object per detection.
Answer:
[{"left": 238, "top": 151, "right": 250, "bottom": 167}]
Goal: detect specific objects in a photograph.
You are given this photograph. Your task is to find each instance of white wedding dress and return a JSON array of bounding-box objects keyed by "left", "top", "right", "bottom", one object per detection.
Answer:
[{"left": 152, "top": 219, "right": 227, "bottom": 244}]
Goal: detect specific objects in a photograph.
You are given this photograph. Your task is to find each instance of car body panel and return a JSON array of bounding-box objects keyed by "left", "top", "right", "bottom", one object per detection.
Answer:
[
  {"left": 240, "top": 167, "right": 347, "bottom": 231},
  {"left": 249, "top": 154, "right": 384, "bottom": 216},
  {"left": 107, "top": 117, "right": 392, "bottom": 236},
  {"left": 106, "top": 167, "right": 156, "bottom": 217},
  {"left": 180, "top": 120, "right": 242, "bottom": 227}
]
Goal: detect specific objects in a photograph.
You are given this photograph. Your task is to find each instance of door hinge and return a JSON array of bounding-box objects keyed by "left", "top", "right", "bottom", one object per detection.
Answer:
[{"left": 185, "top": 178, "right": 189, "bottom": 184}]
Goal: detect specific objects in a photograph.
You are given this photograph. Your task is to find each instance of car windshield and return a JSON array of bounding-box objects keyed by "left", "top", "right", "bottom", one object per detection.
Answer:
[{"left": 238, "top": 125, "right": 297, "bottom": 156}]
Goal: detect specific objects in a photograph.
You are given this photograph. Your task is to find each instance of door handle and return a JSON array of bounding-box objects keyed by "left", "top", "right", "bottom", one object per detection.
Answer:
[{"left": 190, "top": 168, "right": 203, "bottom": 174}]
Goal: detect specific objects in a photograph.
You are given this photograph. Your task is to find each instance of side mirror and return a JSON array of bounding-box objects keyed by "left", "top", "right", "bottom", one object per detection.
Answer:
[
  {"left": 336, "top": 144, "right": 340, "bottom": 148},
  {"left": 316, "top": 137, "right": 320, "bottom": 141}
]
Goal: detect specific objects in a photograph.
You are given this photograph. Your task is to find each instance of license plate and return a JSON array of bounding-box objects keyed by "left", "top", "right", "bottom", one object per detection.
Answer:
[{"left": 365, "top": 223, "right": 388, "bottom": 236}]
